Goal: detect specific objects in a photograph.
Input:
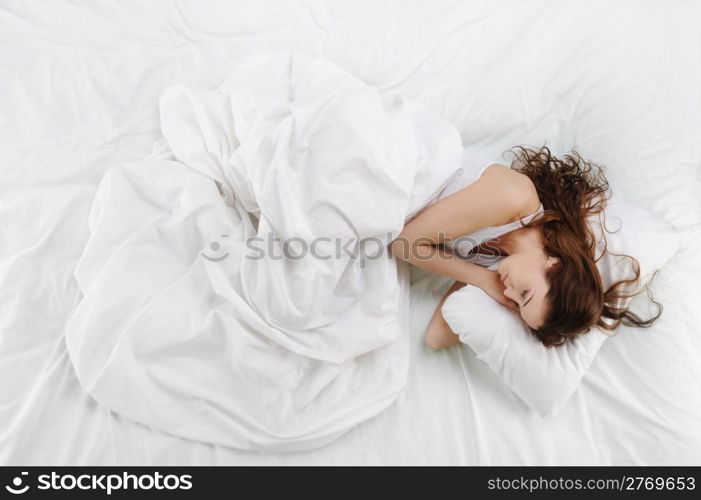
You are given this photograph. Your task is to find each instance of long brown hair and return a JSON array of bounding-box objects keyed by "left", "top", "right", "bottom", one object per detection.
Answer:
[{"left": 504, "top": 144, "right": 662, "bottom": 347}]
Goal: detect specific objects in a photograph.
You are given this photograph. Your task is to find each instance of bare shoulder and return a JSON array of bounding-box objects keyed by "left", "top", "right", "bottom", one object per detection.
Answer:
[{"left": 478, "top": 163, "right": 541, "bottom": 221}]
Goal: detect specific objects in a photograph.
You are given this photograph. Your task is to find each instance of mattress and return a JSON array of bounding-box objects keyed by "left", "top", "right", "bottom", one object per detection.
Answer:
[{"left": 1, "top": 0, "right": 700, "bottom": 465}]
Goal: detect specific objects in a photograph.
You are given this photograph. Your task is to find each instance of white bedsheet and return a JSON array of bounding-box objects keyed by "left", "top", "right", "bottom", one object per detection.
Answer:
[
  {"left": 1, "top": 0, "right": 700, "bottom": 464},
  {"left": 64, "top": 51, "right": 463, "bottom": 451}
]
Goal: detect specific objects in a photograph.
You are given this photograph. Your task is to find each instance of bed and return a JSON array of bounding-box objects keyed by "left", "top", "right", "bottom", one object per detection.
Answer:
[{"left": 1, "top": 0, "right": 700, "bottom": 465}]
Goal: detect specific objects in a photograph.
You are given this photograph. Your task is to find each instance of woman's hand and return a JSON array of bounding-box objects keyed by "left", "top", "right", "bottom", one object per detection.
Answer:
[{"left": 473, "top": 268, "right": 520, "bottom": 312}]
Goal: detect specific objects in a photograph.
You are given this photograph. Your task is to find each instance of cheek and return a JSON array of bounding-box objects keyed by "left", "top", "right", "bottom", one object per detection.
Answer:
[{"left": 523, "top": 257, "right": 546, "bottom": 281}]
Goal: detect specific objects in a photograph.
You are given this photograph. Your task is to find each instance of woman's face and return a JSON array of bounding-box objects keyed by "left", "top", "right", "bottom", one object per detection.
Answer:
[{"left": 497, "top": 250, "right": 559, "bottom": 330}]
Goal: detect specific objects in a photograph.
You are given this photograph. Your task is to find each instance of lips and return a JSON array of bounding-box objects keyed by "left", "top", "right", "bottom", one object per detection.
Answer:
[{"left": 500, "top": 273, "right": 508, "bottom": 284}]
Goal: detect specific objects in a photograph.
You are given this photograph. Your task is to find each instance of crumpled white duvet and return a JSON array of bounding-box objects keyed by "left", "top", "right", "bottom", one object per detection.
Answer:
[{"left": 64, "top": 51, "right": 464, "bottom": 451}]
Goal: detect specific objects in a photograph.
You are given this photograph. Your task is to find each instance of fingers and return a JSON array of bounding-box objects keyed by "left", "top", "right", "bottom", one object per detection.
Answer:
[{"left": 501, "top": 298, "right": 519, "bottom": 311}]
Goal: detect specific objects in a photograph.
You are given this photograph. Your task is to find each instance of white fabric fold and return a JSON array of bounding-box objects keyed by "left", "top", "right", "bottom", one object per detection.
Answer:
[{"left": 65, "top": 51, "right": 464, "bottom": 451}]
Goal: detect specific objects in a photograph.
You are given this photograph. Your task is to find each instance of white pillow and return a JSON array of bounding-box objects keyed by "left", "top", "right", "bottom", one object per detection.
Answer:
[{"left": 441, "top": 195, "right": 683, "bottom": 418}]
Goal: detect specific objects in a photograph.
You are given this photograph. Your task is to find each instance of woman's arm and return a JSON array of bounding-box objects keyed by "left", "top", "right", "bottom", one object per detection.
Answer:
[{"left": 389, "top": 164, "right": 534, "bottom": 286}]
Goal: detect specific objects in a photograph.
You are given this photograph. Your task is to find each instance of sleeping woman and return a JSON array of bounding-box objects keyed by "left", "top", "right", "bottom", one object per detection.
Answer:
[{"left": 389, "top": 145, "right": 661, "bottom": 350}]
